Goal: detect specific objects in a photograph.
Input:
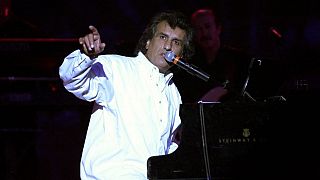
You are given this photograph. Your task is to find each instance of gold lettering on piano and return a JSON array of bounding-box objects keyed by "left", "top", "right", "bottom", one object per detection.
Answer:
[
  {"left": 218, "top": 137, "right": 257, "bottom": 144},
  {"left": 218, "top": 128, "right": 257, "bottom": 144}
]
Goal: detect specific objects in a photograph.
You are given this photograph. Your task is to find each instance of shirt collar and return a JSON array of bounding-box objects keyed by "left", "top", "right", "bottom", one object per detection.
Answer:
[{"left": 137, "top": 52, "right": 173, "bottom": 90}]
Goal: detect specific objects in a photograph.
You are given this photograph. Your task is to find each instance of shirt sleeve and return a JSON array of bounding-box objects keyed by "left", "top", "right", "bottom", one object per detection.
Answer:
[
  {"left": 59, "top": 50, "right": 94, "bottom": 82},
  {"left": 59, "top": 49, "right": 113, "bottom": 106}
]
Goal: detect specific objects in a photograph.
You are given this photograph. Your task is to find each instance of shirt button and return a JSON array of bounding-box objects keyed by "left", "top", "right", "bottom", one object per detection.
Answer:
[
  {"left": 159, "top": 101, "right": 161, "bottom": 104},
  {"left": 160, "top": 119, "right": 162, "bottom": 122}
]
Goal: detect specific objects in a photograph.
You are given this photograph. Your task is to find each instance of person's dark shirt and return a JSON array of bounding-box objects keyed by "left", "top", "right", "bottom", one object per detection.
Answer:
[{"left": 172, "top": 45, "right": 251, "bottom": 103}]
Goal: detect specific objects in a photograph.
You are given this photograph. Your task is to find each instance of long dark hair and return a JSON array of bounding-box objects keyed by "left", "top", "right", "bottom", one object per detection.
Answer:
[{"left": 135, "top": 10, "right": 195, "bottom": 61}]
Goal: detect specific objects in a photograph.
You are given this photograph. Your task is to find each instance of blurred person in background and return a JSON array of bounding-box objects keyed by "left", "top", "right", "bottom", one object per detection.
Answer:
[{"left": 173, "top": 8, "right": 251, "bottom": 103}]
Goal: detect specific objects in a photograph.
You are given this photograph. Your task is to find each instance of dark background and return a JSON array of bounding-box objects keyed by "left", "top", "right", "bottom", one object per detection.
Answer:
[{"left": 1, "top": 0, "right": 319, "bottom": 179}]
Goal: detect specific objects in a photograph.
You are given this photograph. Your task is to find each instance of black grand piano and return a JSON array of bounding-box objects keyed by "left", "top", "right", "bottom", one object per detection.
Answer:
[{"left": 147, "top": 100, "right": 319, "bottom": 179}]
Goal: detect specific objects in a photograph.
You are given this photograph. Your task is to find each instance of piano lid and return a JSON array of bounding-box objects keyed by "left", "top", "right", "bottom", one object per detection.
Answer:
[{"left": 148, "top": 100, "right": 319, "bottom": 179}]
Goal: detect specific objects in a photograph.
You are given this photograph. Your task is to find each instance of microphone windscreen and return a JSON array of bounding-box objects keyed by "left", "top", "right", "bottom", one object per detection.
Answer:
[{"left": 164, "top": 51, "right": 175, "bottom": 63}]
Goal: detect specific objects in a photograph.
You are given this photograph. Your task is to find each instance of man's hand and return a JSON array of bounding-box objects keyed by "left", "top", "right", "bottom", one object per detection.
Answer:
[
  {"left": 200, "top": 86, "right": 228, "bottom": 102},
  {"left": 79, "top": 25, "right": 106, "bottom": 58}
]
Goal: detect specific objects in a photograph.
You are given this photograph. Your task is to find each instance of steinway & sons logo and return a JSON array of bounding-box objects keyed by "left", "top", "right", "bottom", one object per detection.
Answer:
[{"left": 218, "top": 128, "right": 257, "bottom": 144}]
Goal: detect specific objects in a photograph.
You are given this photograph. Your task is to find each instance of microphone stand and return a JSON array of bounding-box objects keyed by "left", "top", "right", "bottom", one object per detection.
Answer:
[{"left": 241, "top": 57, "right": 262, "bottom": 102}]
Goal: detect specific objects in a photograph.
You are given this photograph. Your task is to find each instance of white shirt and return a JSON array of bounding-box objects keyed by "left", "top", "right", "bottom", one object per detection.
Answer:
[{"left": 59, "top": 50, "right": 182, "bottom": 179}]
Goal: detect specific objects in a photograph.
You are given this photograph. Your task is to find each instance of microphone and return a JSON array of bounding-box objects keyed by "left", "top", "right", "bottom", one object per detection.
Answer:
[{"left": 164, "top": 51, "right": 210, "bottom": 82}]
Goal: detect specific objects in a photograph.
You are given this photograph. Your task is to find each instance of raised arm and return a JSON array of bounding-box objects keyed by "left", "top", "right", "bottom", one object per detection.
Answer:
[{"left": 59, "top": 26, "right": 110, "bottom": 103}]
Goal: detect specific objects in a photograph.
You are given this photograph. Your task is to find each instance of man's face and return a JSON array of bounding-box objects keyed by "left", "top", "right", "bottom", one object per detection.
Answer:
[
  {"left": 145, "top": 21, "right": 186, "bottom": 73},
  {"left": 192, "top": 14, "right": 221, "bottom": 50}
]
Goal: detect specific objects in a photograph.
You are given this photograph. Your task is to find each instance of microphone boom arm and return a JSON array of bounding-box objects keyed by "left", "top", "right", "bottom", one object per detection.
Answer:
[
  {"left": 178, "top": 61, "right": 210, "bottom": 82},
  {"left": 165, "top": 51, "right": 210, "bottom": 82}
]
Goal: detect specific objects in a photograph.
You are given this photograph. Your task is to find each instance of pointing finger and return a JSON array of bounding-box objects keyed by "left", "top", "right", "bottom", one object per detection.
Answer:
[{"left": 89, "top": 25, "right": 99, "bottom": 35}]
